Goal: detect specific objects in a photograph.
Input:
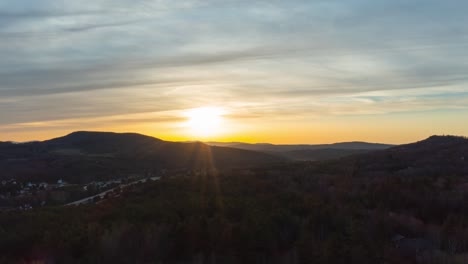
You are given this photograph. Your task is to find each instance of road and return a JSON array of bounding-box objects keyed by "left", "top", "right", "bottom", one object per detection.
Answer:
[{"left": 65, "top": 176, "right": 160, "bottom": 206}]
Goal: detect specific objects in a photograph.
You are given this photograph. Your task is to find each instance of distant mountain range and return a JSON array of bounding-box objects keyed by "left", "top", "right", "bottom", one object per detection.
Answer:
[
  {"left": 207, "top": 141, "right": 394, "bottom": 152},
  {"left": 207, "top": 141, "right": 394, "bottom": 161},
  {"left": 2, "top": 132, "right": 464, "bottom": 185},
  {"left": 0, "top": 131, "right": 284, "bottom": 183}
]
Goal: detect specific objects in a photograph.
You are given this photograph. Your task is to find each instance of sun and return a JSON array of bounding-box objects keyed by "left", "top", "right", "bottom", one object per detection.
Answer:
[{"left": 184, "top": 107, "right": 225, "bottom": 138}]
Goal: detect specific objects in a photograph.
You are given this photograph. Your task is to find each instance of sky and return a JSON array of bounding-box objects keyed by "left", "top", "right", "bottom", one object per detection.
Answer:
[{"left": 1, "top": 0, "right": 468, "bottom": 144}]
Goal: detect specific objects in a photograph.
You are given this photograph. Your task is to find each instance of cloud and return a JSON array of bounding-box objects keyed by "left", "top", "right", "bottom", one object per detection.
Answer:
[{"left": 1, "top": 0, "right": 468, "bottom": 140}]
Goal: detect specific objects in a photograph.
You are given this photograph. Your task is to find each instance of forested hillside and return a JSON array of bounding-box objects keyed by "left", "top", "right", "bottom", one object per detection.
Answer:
[
  {"left": 0, "top": 136, "right": 467, "bottom": 263},
  {"left": 0, "top": 132, "right": 284, "bottom": 183}
]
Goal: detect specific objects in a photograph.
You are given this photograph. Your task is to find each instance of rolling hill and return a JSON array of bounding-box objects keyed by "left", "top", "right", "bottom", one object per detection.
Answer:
[
  {"left": 347, "top": 135, "right": 468, "bottom": 178},
  {"left": 0, "top": 131, "right": 284, "bottom": 183}
]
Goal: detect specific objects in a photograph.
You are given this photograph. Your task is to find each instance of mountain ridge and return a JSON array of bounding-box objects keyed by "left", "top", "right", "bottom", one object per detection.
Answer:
[
  {"left": 0, "top": 131, "right": 285, "bottom": 183},
  {"left": 207, "top": 141, "right": 394, "bottom": 152},
  {"left": 333, "top": 135, "right": 468, "bottom": 178}
]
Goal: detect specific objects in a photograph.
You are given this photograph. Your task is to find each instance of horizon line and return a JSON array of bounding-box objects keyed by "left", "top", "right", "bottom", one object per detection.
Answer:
[{"left": 2, "top": 130, "right": 465, "bottom": 146}]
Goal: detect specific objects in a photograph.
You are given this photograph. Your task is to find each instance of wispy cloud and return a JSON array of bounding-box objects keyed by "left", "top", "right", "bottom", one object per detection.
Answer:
[{"left": 1, "top": 0, "right": 468, "bottom": 141}]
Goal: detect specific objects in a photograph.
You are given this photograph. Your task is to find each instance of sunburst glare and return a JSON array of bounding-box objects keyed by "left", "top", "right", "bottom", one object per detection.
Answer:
[{"left": 184, "top": 107, "right": 226, "bottom": 138}]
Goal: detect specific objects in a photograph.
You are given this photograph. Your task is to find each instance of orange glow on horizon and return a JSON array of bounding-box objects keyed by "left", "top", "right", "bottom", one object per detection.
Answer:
[{"left": 2, "top": 109, "right": 468, "bottom": 145}]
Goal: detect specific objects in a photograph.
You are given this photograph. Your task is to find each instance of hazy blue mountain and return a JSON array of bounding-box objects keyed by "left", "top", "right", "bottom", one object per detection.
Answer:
[
  {"left": 207, "top": 141, "right": 394, "bottom": 161},
  {"left": 280, "top": 148, "right": 374, "bottom": 161},
  {"left": 207, "top": 141, "right": 394, "bottom": 152}
]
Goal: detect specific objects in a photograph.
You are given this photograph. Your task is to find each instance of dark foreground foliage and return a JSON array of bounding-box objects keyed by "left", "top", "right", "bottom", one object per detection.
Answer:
[
  {"left": 1, "top": 135, "right": 467, "bottom": 263},
  {"left": 1, "top": 173, "right": 391, "bottom": 264}
]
